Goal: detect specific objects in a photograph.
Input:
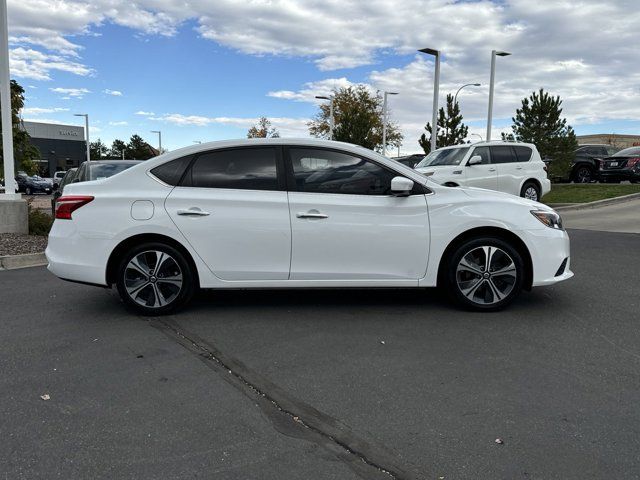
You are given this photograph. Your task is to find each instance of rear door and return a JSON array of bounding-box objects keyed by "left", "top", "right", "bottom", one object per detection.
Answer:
[
  {"left": 165, "top": 147, "right": 291, "bottom": 281},
  {"left": 492, "top": 145, "right": 522, "bottom": 195},
  {"left": 463, "top": 146, "right": 497, "bottom": 190}
]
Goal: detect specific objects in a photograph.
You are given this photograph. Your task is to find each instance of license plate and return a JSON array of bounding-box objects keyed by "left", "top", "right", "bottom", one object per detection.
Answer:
[{"left": 609, "top": 161, "right": 619, "bottom": 167}]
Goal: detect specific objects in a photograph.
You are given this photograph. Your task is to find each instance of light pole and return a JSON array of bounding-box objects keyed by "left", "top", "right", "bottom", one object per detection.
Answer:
[
  {"left": 418, "top": 48, "right": 440, "bottom": 153},
  {"left": 454, "top": 83, "right": 481, "bottom": 106},
  {"left": 486, "top": 50, "right": 511, "bottom": 141},
  {"left": 315, "top": 95, "right": 334, "bottom": 140},
  {"left": 0, "top": 0, "right": 16, "bottom": 198},
  {"left": 74, "top": 113, "right": 90, "bottom": 161},
  {"left": 471, "top": 133, "right": 483, "bottom": 142},
  {"left": 151, "top": 130, "right": 162, "bottom": 155},
  {"left": 382, "top": 91, "right": 398, "bottom": 157}
]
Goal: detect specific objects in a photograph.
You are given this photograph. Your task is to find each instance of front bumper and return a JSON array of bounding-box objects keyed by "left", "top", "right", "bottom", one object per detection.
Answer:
[{"left": 521, "top": 227, "right": 573, "bottom": 287}]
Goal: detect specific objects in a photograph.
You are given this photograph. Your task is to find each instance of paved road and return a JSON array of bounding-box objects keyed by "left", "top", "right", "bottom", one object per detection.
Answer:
[
  {"left": 561, "top": 198, "right": 640, "bottom": 234},
  {"left": 1, "top": 229, "right": 639, "bottom": 479}
]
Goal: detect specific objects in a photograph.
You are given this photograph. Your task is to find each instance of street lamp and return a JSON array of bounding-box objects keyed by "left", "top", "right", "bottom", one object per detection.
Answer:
[
  {"left": 486, "top": 50, "right": 511, "bottom": 141},
  {"left": 471, "top": 133, "right": 483, "bottom": 142},
  {"left": 74, "top": 113, "right": 90, "bottom": 162},
  {"left": 315, "top": 95, "right": 334, "bottom": 140},
  {"left": 150, "top": 130, "right": 162, "bottom": 156},
  {"left": 454, "top": 83, "right": 481, "bottom": 106},
  {"left": 418, "top": 48, "right": 440, "bottom": 153},
  {"left": 382, "top": 91, "right": 398, "bottom": 157}
]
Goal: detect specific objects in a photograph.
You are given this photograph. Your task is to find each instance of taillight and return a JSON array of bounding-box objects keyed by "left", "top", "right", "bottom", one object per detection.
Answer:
[
  {"left": 55, "top": 195, "right": 94, "bottom": 220},
  {"left": 627, "top": 157, "right": 640, "bottom": 168}
]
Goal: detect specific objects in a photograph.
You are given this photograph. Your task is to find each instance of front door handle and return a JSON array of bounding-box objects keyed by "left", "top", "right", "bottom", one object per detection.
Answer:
[
  {"left": 488, "top": 168, "right": 496, "bottom": 172},
  {"left": 296, "top": 212, "right": 328, "bottom": 219},
  {"left": 177, "top": 208, "right": 210, "bottom": 217}
]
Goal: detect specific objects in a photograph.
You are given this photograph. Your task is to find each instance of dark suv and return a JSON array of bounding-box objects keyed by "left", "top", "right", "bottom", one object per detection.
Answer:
[{"left": 571, "top": 144, "right": 618, "bottom": 182}]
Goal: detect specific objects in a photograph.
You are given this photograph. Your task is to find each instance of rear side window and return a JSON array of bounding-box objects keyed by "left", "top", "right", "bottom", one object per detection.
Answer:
[
  {"left": 151, "top": 156, "right": 191, "bottom": 186},
  {"left": 187, "top": 148, "right": 279, "bottom": 190},
  {"left": 513, "top": 146, "right": 532, "bottom": 162},
  {"left": 490, "top": 146, "right": 516, "bottom": 164}
]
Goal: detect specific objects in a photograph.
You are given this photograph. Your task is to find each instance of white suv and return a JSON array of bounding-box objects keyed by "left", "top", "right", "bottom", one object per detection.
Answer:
[{"left": 414, "top": 142, "right": 551, "bottom": 201}]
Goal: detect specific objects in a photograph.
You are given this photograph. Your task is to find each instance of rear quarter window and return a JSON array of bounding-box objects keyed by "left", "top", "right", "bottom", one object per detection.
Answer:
[
  {"left": 513, "top": 146, "right": 532, "bottom": 162},
  {"left": 150, "top": 156, "right": 192, "bottom": 186}
]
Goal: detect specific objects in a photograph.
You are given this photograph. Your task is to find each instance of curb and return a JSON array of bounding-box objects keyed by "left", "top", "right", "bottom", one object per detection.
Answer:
[
  {"left": 553, "top": 192, "right": 640, "bottom": 212},
  {"left": 0, "top": 252, "right": 47, "bottom": 270}
]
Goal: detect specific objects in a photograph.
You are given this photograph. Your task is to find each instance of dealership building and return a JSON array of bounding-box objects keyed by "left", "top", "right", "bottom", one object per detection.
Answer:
[
  {"left": 577, "top": 133, "right": 640, "bottom": 149},
  {"left": 23, "top": 121, "right": 87, "bottom": 176}
]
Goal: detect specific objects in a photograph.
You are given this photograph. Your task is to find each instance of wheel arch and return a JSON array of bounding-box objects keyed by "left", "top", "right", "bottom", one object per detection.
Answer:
[
  {"left": 520, "top": 178, "right": 541, "bottom": 196},
  {"left": 437, "top": 226, "right": 533, "bottom": 291},
  {"left": 105, "top": 233, "right": 200, "bottom": 288}
]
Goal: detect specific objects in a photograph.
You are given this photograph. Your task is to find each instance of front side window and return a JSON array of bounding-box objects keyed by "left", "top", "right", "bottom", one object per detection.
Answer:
[
  {"left": 290, "top": 148, "right": 396, "bottom": 195},
  {"left": 470, "top": 146, "right": 490, "bottom": 164},
  {"left": 489, "top": 146, "right": 516, "bottom": 164},
  {"left": 416, "top": 147, "right": 470, "bottom": 167},
  {"left": 188, "top": 147, "right": 279, "bottom": 190}
]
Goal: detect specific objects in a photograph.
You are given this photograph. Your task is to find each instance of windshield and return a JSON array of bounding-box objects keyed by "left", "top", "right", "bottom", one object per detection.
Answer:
[
  {"left": 613, "top": 147, "right": 640, "bottom": 157},
  {"left": 416, "top": 147, "right": 470, "bottom": 167},
  {"left": 88, "top": 163, "right": 136, "bottom": 180}
]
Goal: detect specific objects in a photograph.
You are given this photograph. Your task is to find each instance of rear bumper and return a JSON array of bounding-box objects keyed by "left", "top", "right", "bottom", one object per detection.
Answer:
[
  {"left": 540, "top": 178, "right": 552, "bottom": 196},
  {"left": 598, "top": 169, "right": 639, "bottom": 181}
]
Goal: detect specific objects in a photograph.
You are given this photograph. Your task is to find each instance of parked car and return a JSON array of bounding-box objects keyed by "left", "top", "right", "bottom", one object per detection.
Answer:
[
  {"left": 72, "top": 160, "right": 142, "bottom": 183},
  {"left": 16, "top": 174, "right": 53, "bottom": 195},
  {"left": 598, "top": 146, "right": 640, "bottom": 183},
  {"left": 46, "top": 138, "right": 572, "bottom": 315},
  {"left": 414, "top": 141, "right": 551, "bottom": 201},
  {"left": 52, "top": 170, "right": 67, "bottom": 189},
  {"left": 51, "top": 168, "right": 78, "bottom": 215},
  {"left": 570, "top": 144, "right": 618, "bottom": 183},
  {"left": 393, "top": 154, "right": 425, "bottom": 168}
]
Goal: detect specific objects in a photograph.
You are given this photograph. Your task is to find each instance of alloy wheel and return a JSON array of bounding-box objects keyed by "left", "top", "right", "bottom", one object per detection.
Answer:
[
  {"left": 524, "top": 186, "right": 538, "bottom": 201},
  {"left": 124, "top": 250, "right": 183, "bottom": 308},
  {"left": 456, "top": 246, "right": 517, "bottom": 305},
  {"left": 576, "top": 167, "right": 591, "bottom": 183}
]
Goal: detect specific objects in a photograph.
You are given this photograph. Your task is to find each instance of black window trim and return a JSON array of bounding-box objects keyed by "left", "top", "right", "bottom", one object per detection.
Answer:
[
  {"left": 177, "top": 146, "right": 286, "bottom": 191},
  {"left": 282, "top": 145, "right": 427, "bottom": 196}
]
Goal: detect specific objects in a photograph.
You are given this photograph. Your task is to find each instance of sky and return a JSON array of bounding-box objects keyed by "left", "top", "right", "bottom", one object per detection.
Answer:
[{"left": 8, "top": 0, "right": 640, "bottom": 154}]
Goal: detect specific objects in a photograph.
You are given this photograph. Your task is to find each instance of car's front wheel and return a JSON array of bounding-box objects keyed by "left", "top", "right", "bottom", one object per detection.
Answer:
[
  {"left": 445, "top": 237, "right": 525, "bottom": 311},
  {"left": 116, "top": 242, "right": 196, "bottom": 315},
  {"left": 572, "top": 165, "right": 593, "bottom": 183}
]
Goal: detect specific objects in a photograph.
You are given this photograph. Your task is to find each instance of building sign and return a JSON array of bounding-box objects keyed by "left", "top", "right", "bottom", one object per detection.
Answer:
[{"left": 59, "top": 129, "right": 79, "bottom": 137}]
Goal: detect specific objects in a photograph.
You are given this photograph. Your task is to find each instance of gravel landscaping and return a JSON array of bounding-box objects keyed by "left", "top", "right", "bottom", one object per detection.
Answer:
[{"left": 0, "top": 234, "right": 48, "bottom": 256}]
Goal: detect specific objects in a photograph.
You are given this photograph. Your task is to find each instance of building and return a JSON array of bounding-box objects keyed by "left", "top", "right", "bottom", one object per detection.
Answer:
[
  {"left": 22, "top": 121, "right": 87, "bottom": 176},
  {"left": 577, "top": 133, "right": 640, "bottom": 150}
]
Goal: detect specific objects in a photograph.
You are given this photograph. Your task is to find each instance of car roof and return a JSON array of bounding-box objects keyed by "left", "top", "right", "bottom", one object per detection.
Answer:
[
  {"left": 83, "top": 160, "right": 143, "bottom": 166},
  {"left": 437, "top": 141, "right": 536, "bottom": 150}
]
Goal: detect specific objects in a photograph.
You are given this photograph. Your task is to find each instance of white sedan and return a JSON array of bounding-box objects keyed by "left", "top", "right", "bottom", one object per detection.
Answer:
[{"left": 46, "top": 138, "right": 572, "bottom": 315}]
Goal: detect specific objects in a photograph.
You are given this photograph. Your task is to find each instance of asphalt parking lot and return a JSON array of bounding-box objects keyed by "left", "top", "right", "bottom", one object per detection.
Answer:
[{"left": 1, "top": 227, "right": 639, "bottom": 479}]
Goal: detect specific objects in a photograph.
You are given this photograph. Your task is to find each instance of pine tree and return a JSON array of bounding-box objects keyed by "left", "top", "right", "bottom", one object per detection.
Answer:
[
  {"left": 419, "top": 94, "right": 469, "bottom": 154},
  {"left": 508, "top": 89, "right": 577, "bottom": 179}
]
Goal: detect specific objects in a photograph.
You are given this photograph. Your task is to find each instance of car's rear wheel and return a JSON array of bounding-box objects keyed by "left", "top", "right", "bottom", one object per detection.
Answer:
[
  {"left": 445, "top": 237, "right": 525, "bottom": 311},
  {"left": 573, "top": 166, "right": 593, "bottom": 183},
  {"left": 520, "top": 181, "right": 540, "bottom": 201},
  {"left": 116, "top": 242, "right": 195, "bottom": 315}
]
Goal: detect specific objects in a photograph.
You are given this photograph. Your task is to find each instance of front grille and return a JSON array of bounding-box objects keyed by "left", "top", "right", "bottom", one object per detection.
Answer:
[{"left": 555, "top": 258, "right": 568, "bottom": 277}]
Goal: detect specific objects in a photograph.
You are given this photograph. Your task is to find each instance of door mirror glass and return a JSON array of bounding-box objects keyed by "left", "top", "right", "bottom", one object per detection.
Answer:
[
  {"left": 390, "top": 176, "right": 414, "bottom": 196},
  {"left": 468, "top": 155, "right": 483, "bottom": 166}
]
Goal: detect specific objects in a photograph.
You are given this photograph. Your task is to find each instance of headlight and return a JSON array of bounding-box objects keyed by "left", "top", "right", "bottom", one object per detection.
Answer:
[{"left": 531, "top": 210, "right": 564, "bottom": 230}]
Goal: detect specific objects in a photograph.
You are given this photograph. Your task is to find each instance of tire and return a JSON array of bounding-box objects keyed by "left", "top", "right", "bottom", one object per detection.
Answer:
[
  {"left": 445, "top": 236, "right": 525, "bottom": 311},
  {"left": 572, "top": 166, "right": 593, "bottom": 183},
  {"left": 520, "top": 181, "right": 540, "bottom": 201},
  {"left": 115, "top": 242, "right": 196, "bottom": 315}
]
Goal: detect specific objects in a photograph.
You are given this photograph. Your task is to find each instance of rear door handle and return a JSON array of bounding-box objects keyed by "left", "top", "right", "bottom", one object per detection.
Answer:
[
  {"left": 488, "top": 168, "right": 496, "bottom": 172},
  {"left": 516, "top": 166, "right": 523, "bottom": 170},
  {"left": 177, "top": 208, "right": 210, "bottom": 217},
  {"left": 297, "top": 212, "right": 328, "bottom": 219}
]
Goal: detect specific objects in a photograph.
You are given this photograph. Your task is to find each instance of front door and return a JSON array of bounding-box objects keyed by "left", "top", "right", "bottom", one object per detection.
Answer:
[
  {"left": 165, "top": 146, "right": 291, "bottom": 281},
  {"left": 464, "top": 146, "right": 498, "bottom": 190},
  {"left": 286, "top": 147, "right": 430, "bottom": 281}
]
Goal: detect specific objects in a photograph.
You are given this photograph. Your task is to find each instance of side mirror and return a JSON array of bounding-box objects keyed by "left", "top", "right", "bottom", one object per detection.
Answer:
[
  {"left": 391, "top": 176, "right": 414, "bottom": 196},
  {"left": 467, "top": 155, "right": 483, "bottom": 166}
]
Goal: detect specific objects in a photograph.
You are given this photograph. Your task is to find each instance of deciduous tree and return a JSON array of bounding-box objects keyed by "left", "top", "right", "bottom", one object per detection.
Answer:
[{"left": 247, "top": 117, "right": 280, "bottom": 138}]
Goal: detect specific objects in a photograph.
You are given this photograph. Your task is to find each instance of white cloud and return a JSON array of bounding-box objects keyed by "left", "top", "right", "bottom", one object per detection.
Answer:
[
  {"left": 108, "top": 121, "right": 128, "bottom": 126},
  {"left": 103, "top": 89, "right": 123, "bottom": 96},
  {"left": 135, "top": 110, "right": 155, "bottom": 116},
  {"left": 21, "top": 106, "right": 69, "bottom": 115},
  {"left": 9, "top": 47, "right": 93, "bottom": 80},
  {"left": 150, "top": 113, "right": 310, "bottom": 137},
  {"left": 50, "top": 87, "right": 90, "bottom": 98}
]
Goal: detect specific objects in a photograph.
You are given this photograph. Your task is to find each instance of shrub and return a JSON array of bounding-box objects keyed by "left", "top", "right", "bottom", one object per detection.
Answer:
[{"left": 28, "top": 205, "right": 53, "bottom": 236}]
